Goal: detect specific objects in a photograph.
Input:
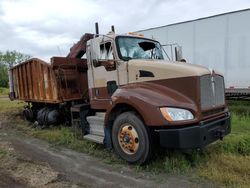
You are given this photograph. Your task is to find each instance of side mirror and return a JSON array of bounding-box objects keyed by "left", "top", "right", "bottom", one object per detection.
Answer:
[
  {"left": 90, "top": 39, "right": 100, "bottom": 61},
  {"left": 175, "top": 46, "right": 183, "bottom": 61}
]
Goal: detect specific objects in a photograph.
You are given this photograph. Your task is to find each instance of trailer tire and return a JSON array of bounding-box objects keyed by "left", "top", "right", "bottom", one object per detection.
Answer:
[{"left": 112, "top": 112, "right": 151, "bottom": 165}]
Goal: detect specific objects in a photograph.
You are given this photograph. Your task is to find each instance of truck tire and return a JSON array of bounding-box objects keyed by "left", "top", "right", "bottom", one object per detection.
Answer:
[{"left": 112, "top": 112, "right": 151, "bottom": 164}]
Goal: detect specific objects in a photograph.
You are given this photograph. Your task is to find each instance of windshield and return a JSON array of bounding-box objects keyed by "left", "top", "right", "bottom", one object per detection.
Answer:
[{"left": 116, "top": 36, "right": 164, "bottom": 61}]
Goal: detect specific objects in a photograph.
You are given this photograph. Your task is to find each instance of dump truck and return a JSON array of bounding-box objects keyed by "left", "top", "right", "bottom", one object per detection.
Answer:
[{"left": 9, "top": 25, "right": 231, "bottom": 164}]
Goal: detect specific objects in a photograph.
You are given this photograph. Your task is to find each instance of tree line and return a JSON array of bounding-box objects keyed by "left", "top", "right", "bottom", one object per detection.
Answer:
[{"left": 0, "top": 51, "right": 31, "bottom": 88}]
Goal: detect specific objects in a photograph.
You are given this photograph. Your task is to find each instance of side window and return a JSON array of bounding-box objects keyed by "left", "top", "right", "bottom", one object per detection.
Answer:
[
  {"left": 100, "top": 42, "right": 113, "bottom": 60},
  {"left": 94, "top": 42, "right": 116, "bottom": 71}
]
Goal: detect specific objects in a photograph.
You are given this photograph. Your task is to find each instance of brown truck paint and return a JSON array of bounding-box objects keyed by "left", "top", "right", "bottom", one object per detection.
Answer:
[{"left": 105, "top": 78, "right": 228, "bottom": 127}]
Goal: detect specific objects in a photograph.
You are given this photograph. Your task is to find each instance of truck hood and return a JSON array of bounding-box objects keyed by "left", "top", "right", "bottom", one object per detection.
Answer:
[{"left": 128, "top": 59, "right": 212, "bottom": 83}]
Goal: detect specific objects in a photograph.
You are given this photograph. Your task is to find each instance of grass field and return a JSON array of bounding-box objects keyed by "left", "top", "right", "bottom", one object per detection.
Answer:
[
  {"left": 0, "top": 87, "right": 9, "bottom": 95},
  {"left": 1, "top": 91, "right": 250, "bottom": 187}
]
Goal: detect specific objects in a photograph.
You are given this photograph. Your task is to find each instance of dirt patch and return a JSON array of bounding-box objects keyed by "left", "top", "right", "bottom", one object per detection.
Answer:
[
  {"left": 0, "top": 139, "right": 81, "bottom": 188},
  {"left": 0, "top": 170, "right": 26, "bottom": 188}
]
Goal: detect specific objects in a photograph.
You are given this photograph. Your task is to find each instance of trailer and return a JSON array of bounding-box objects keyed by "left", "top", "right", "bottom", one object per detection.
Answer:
[{"left": 137, "top": 9, "right": 250, "bottom": 98}]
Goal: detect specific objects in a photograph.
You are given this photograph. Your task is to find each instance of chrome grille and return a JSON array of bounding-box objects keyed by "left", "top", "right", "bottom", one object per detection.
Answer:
[{"left": 200, "top": 74, "right": 225, "bottom": 109}]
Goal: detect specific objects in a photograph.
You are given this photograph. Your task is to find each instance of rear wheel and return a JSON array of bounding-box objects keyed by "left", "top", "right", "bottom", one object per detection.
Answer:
[{"left": 112, "top": 112, "right": 151, "bottom": 164}]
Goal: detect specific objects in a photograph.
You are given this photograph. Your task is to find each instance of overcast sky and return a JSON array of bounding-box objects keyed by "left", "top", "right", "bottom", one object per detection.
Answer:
[{"left": 0, "top": 0, "right": 250, "bottom": 61}]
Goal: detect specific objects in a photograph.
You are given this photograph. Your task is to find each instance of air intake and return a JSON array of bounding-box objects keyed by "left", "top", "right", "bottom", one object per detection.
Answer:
[{"left": 200, "top": 74, "right": 225, "bottom": 109}]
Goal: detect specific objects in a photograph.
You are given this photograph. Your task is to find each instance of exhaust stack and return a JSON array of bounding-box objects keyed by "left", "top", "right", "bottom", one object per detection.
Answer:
[
  {"left": 111, "top": 25, "right": 115, "bottom": 33},
  {"left": 95, "top": 22, "right": 99, "bottom": 36}
]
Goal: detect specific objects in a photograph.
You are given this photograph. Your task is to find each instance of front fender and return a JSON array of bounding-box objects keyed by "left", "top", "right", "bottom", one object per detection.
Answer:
[{"left": 106, "top": 82, "right": 198, "bottom": 126}]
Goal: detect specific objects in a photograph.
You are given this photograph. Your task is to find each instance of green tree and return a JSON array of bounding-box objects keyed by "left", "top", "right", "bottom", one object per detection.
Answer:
[
  {"left": 0, "top": 65, "right": 8, "bottom": 87},
  {"left": 0, "top": 50, "right": 31, "bottom": 88},
  {"left": 0, "top": 50, "right": 31, "bottom": 68}
]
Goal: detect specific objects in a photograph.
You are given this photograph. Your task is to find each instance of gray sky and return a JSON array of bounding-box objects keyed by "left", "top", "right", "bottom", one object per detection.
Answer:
[{"left": 0, "top": 0, "right": 250, "bottom": 61}]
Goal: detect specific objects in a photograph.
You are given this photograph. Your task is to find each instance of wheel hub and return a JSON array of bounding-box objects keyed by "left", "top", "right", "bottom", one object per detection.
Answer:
[
  {"left": 118, "top": 124, "right": 139, "bottom": 155},
  {"left": 123, "top": 134, "right": 130, "bottom": 143}
]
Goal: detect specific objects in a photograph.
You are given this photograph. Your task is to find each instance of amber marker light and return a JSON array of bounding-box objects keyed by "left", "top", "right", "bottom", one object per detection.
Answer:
[{"left": 160, "top": 108, "right": 173, "bottom": 121}]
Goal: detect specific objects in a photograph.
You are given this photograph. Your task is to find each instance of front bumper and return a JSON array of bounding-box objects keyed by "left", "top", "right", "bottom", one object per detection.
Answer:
[{"left": 156, "top": 114, "right": 231, "bottom": 149}]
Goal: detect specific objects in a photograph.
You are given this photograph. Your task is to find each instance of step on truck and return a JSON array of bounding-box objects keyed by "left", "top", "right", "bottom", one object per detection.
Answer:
[{"left": 9, "top": 24, "right": 231, "bottom": 164}]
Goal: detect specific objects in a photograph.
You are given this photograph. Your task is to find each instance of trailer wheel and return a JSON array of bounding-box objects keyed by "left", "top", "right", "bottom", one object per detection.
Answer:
[{"left": 112, "top": 112, "right": 151, "bottom": 164}]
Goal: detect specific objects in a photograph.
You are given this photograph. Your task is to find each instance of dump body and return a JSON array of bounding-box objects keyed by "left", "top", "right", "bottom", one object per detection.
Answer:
[
  {"left": 9, "top": 57, "right": 88, "bottom": 104},
  {"left": 9, "top": 58, "right": 59, "bottom": 103}
]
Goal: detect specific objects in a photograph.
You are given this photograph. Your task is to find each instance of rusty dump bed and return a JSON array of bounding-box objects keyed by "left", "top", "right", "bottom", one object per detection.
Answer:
[{"left": 9, "top": 57, "right": 88, "bottom": 104}]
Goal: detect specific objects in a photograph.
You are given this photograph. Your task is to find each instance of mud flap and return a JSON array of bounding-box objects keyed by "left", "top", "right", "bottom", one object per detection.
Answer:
[{"left": 104, "top": 125, "right": 112, "bottom": 150}]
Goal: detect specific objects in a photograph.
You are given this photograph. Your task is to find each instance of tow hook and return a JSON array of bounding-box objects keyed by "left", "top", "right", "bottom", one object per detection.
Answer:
[{"left": 215, "top": 130, "right": 225, "bottom": 140}]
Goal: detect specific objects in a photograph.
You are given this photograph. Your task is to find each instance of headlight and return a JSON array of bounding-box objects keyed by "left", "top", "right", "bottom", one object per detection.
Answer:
[{"left": 160, "top": 107, "right": 194, "bottom": 121}]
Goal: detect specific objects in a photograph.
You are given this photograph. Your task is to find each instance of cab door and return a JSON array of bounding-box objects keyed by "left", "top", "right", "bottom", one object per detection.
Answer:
[{"left": 88, "top": 40, "right": 118, "bottom": 109}]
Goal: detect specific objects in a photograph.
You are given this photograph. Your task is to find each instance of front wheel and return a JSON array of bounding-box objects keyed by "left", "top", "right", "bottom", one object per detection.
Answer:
[{"left": 112, "top": 112, "right": 151, "bottom": 164}]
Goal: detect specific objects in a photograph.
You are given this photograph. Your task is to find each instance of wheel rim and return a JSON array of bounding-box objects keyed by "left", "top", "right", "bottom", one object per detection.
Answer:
[{"left": 118, "top": 123, "right": 139, "bottom": 155}]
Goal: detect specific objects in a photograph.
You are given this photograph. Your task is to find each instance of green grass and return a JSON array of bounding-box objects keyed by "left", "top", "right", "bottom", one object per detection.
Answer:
[
  {"left": 198, "top": 154, "right": 250, "bottom": 188},
  {"left": 196, "top": 101, "right": 250, "bottom": 187},
  {"left": 196, "top": 112, "right": 250, "bottom": 187},
  {"left": 227, "top": 100, "right": 250, "bottom": 116},
  {"left": 0, "top": 96, "right": 24, "bottom": 112},
  {"left": 0, "top": 87, "right": 9, "bottom": 95},
  {"left": 1, "top": 95, "right": 250, "bottom": 187},
  {"left": 0, "top": 148, "right": 8, "bottom": 157}
]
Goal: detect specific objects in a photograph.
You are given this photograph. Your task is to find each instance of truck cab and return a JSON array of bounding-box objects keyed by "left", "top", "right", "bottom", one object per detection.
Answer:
[{"left": 82, "top": 32, "right": 231, "bottom": 164}]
